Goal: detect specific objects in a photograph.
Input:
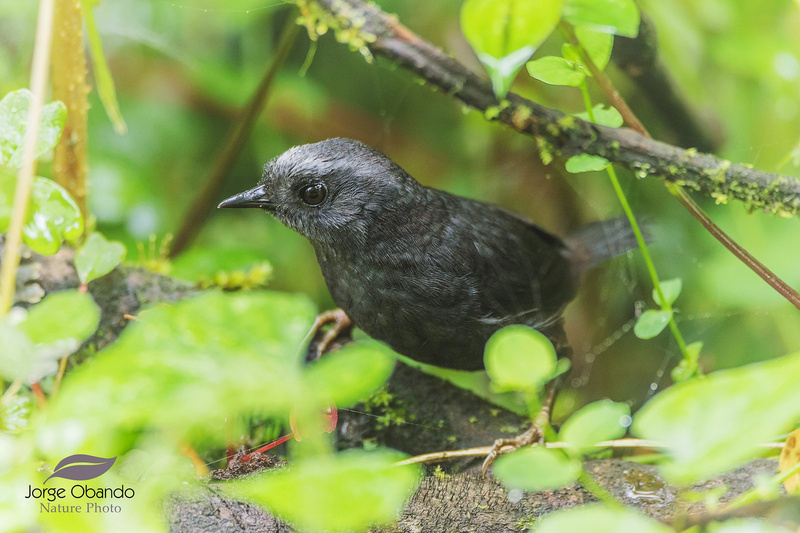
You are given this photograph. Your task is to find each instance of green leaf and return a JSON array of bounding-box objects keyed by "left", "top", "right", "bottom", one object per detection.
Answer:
[
  {"left": 83, "top": 2, "right": 127, "bottom": 135},
  {"left": 462, "top": 0, "right": 564, "bottom": 97},
  {"left": 526, "top": 56, "right": 586, "bottom": 87},
  {"left": 484, "top": 325, "right": 557, "bottom": 393},
  {"left": 559, "top": 400, "right": 630, "bottom": 451},
  {"left": 574, "top": 25, "right": 614, "bottom": 70},
  {"left": 653, "top": 278, "right": 682, "bottom": 307},
  {"left": 0, "top": 290, "right": 99, "bottom": 383},
  {"left": 562, "top": 0, "right": 640, "bottom": 37},
  {"left": 493, "top": 447, "right": 581, "bottom": 491},
  {"left": 634, "top": 309, "right": 672, "bottom": 339},
  {"left": 18, "top": 290, "right": 99, "bottom": 346},
  {"left": 75, "top": 232, "right": 127, "bottom": 285},
  {"left": 50, "top": 291, "right": 318, "bottom": 436},
  {"left": 23, "top": 177, "right": 84, "bottom": 255},
  {"left": 304, "top": 340, "right": 396, "bottom": 406},
  {"left": 0, "top": 174, "right": 84, "bottom": 255},
  {"left": 237, "top": 449, "right": 421, "bottom": 532},
  {"left": 534, "top": 504, "right": 673, "bottom": 533},
  {"left": 565, "top": 154, "right": 610, "bottom": 173},
  {"left": 0, "top": 89, "right": 67, "bottom": 168},
  {"left": 574, "top": 104, "right": 623, "bottom": 127},
  {"left": 632, "top": 350, "right": 800, "bottom": 484}
]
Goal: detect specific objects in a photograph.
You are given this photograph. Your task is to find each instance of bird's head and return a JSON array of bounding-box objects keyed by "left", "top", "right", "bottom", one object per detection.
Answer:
[{"left": 219, "top": 138, "right": 416, "bottom": 246}]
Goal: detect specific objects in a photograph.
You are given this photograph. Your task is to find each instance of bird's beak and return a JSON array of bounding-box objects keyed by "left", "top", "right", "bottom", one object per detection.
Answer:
[{"left": 218, "top": 184, "right": 273, "bottom": 209}]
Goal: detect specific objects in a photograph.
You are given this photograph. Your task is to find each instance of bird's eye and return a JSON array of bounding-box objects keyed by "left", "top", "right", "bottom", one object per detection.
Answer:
[{"left": 300, "top": 183, "right": 327, "bottom": 206}]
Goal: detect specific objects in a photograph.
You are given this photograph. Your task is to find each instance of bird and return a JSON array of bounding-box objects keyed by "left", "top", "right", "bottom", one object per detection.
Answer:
[{"left": 218, "top": 138, "right": 637, "bottom": 372}]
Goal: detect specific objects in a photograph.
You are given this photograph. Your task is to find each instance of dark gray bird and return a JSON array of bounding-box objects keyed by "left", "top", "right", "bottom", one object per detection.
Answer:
[{"left": 219, "top": 138, "right": 635, "bottom": 371}]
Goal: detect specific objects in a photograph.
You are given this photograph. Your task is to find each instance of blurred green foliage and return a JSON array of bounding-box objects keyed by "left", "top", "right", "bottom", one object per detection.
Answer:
[{"left": 0, "top": 0, "right": 799, "bottom": 530}]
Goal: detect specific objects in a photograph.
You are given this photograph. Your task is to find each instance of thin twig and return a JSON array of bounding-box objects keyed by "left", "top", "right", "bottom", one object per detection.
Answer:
[
  {"left": 169, "top": 18, "right": 300, "bottom": 257},
  {"left": 0, "top": 0, "right": 55, "bottom": 317},
  {"left": 50, "top": 355, "right": 69, "bottom": 399},
  {"left": 394, "top": 438, "right": 785, "bottom": 467}
]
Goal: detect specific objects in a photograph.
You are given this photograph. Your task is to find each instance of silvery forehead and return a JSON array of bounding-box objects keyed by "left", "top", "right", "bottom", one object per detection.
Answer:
[
  {"left": 259, "top": 138, "right": 418, "bottom": 245},
  {"left": 261, "top": 138, "right": 411, "bottom": 187}
]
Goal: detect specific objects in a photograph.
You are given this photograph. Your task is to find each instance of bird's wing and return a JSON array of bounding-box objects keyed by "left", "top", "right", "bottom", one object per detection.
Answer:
[{"left": 441, "top": 199, "right": 577, "bottom": 329}]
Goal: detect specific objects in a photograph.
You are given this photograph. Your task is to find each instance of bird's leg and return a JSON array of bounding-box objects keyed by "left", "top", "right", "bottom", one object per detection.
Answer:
[
  {"left": 305, "top": 308, "right": 354, "bottom": 362},
  {"left": 481, "top": 378, "right": 560, "bottom": 476}
]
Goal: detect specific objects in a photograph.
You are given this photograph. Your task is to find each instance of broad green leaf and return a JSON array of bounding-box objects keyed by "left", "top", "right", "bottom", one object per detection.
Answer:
[
  {"left": 237, "top": 449, "right": 421, "bottom": 532},
  {"left": 484, "top": 325, "right": 557, "bottom": 392},
  {"left": 0, "top": 89, "right": 67, "bottom": 168},
  {"left": 653, "top": 278, "right": 682, "bottom": 307},
  {"left": 18, "top": 290, "right": 99, "bottom": 346},
  {"left": 527, "top": 56, "right": 585, "bottom": 87},
  {"left": 575, "top": 104, "right": 623, "bottom": 127},
  {"left": 565, "top": 154, "right": 610, "bottom": 173},
  {"left": 462, "top": 0, "right": 563, "bottom": 97},
  {"left": 632, "top": 350, "right": 800, "bottom": 484},
  {"left": 559, "top": 400, "right": 630, "bottom": 451},
  {"left": 562, "top": 0, "right": 640, "bottom": 37},
  {"left": 535, "top": 504, "right": 673, "bottom": 533},
  {"left": 493, "top": 447, "right": 581, "bottom": 491},
  {"left": 634, "top": 309, "right": 671, "bottom": 339},
  {"left": 0, "top": 291, "right": 98, "bottom": 383},
  {"left": 75, "top": 232, "right": 126, "bottom": 285},
  {"left": 575, "top": 25, "right": 614, "bottom": 70},
  {"left": 50, "top": 291, "right": 318, "bottom": 437},
  {"left": 304, "top": 340, "right": 396, "bottom": 407},
  {"left": 0, "top": 174, "right": 84, "bottom": 255},
  {"left": 83, "top": 1, "right": 127, "bottom": 134}
]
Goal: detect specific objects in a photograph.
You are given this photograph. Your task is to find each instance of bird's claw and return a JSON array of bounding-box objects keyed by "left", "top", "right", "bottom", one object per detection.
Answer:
[
  {"left": 480, "top": 424, "right": 544, "bottom": 476},
  {"left": 306, "top": 308, "right": 353, "bottom": 362}
]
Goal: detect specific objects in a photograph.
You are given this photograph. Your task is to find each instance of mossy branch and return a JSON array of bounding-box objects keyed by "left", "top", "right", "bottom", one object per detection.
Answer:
[{"left": 306, "top": 0, "right": 800, "bottom": 218}]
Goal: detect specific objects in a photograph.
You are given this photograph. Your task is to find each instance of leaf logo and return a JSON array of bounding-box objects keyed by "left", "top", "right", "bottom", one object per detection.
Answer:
[{"left": 44, "top": 454, "right": 116, "bottom": 484}]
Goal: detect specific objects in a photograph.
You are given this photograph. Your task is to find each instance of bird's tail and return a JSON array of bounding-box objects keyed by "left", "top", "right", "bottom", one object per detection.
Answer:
[{"left": 565, "top": 216, "right": 644, "bottom": 277}]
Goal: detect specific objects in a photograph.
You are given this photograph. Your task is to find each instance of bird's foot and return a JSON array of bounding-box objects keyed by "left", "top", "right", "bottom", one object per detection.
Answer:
[
  {"left": 481, "top": 422, "right": 545, "bottom": 476},
  {"left": 306, "top": 308, "right": 353, "bottom": 362},
  {"left": 481, "top": 380, "right": 558, "bottom": 476}
]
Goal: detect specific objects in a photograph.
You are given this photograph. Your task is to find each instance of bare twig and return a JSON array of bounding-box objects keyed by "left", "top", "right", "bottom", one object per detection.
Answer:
[{"left": 394, "top": 438, "right": 784, "bottom": 467}]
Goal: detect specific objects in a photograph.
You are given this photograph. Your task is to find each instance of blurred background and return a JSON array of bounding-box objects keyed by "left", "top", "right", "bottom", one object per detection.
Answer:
[{"left": 1, "top": 0, "right": 798, "bottom": 411}]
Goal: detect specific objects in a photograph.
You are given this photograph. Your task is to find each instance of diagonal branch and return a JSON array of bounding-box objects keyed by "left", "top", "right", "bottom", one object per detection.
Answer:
[{"left": 304, "top": 0, "right": 800, "bottom": 218}]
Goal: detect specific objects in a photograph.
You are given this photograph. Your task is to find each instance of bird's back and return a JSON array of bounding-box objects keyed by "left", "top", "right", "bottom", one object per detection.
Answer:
[{"left": 315, "top": 188, "right": 577, "bottom": 370}]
